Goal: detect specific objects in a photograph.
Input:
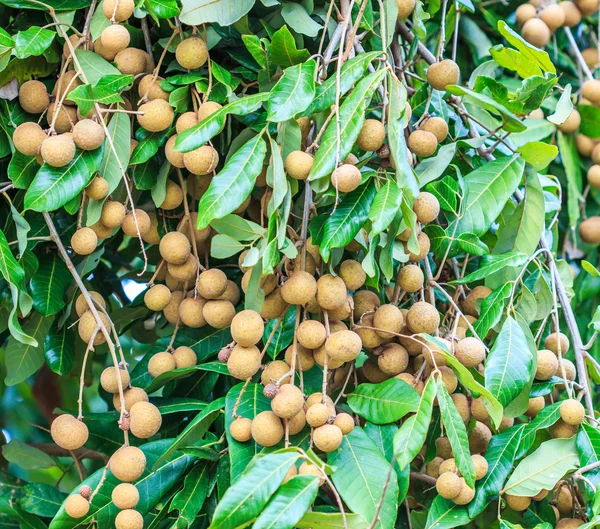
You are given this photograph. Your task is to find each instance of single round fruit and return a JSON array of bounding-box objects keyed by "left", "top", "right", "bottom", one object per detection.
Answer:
[
  {"left": 78, "top": 310, "right": 109, "bottom": 345},
  {"left": 436, "top": 472, "right": 461, "bottom": 499},
  {"left": 41, "top": 134, "right": 76, "bottom": 167},
  {"left": 522, "top": 18, "right": 551, "bottom": 47},
  {"left": 19, "top": 80, "right": 49, "bottom": 114},
  {"left": 183, "top": 145, "right": 219, "bottom": 175},
  {"left": 580, "top": 216, "right": 600, "bottom": 244},
  {"left": 378, "top": 342, "right": 409, "bottom": 375},
  {"left": 589, "top": 165, "right": 600, "bottom": 189},
  {"left": 516, "top": 3, "right": 537, "bottom": 24},
  {"left": 160, "top": 232, "right": 191, "bottom": 265},
  {"left": 113, "top": 387, "right": 149, "bottom": 412},
  {"left": 227, "top": 344, "right": 261, "bottom": 379},
  {"left": 110, "top": 446, "right": 147, "bottom": 482},
  {"left": 334, "top": 412, "right": 354, "bottom": 434},
  {"left": 470, "top": 397, "right": 490, "bottom": 422},
  {"left": 231, "top": 310, "right": 264, "bottom": 347},
  {"left": 71, "top": 228, "right": 98, "bottom": 256},
  {"left": 285, "top": 343, "right": 315, "bottom": 371},
  {"left": 100, "top": 24, "right": 130, "bottom": 54},
  {"left": 560, "top": 398, "right": 585, "bottom": 425},
  {"left": 198, "top": 101, "right": 223, "bottom": 121},
  {"left": 297, "top": 320, "right": 327, "bottom": 350},
  {"left": 313, "top": 424, "right": 343, "bottom": 452},
  {"left": 331, "top": 164, "right": 362, "bottom": 192},
  {"left": 408, "top": 130, "right": 438, "bottom": 157},
  {"left": 251, "top": 411, "right": 284, "bottom": 447},
  {"left": 558, "top": 109, "right": 581, "bottom": 134},
  {"left": 173, "top": 346, "right": 197, "bottom": 368},
  {"left": 525, "top": 396, "right": 545, "bottom": 417},
  {"left": 65, "top": 494, "right": 89, "bottom": 518},
  {"left": 556, "top": 520, "right": 585, "bottom": 529},
  {"left": 75, "top": 291, "right": 106, "bottom": 317},
  {"left": 325, "top": 330, "right": 362, "bottom": 362},
  {"left": 86, "top": 176, "right": 109, "bottom": 200},
  {"left": 203, "top": 300, "right": 235, "bottom": 328},
  {"left": 356, "top": 119, "right": 386, "bottom": 151},
  {"left": 472, "top": 454, "right": 488, "bottom": 480},
  {"left": 101, "top": 201, "right": 127, "bottom": 228},
  {"left": 176, "top": 37, "right": 208, "bottom": 69},
  {"left": 535, "top": 349, "right": 558, "bottom": 380},
  {"left": 281, "top": 271, "right": 317, "bottom": 305},
  {"left": 455, "top": 337, "right": 485, "bottom": 368},
  {"left": 285, "top": 150, "right": 313, "bottom": 180},
  {"left": 427, "top": 59, "right": 460, "bottom": 91},
  {"left": 138, "top": 74, "right": 169, "bottom": 101},
  {"left": 160, "top": 181, "right": 183, "bottom": 210},
  {"left": 539, "top": 4, "right": 566, "bottom": 30},
  {"left": 13, "top": 122, "right": 46, "bottom": 156},
  {"left": 560, "top": 1, "right": 582, "bottom": 26},
  {"left": 176, "top": 111, "right": 199, "bottom": 133},
  {"left": 396, "top": 0, "right": 416, "bottom": 18},
  {"left": 197, "top": 268, "right": 228, "bottom": 299},
  {"left": 421, "top": 117, "right": 448, "bottom": 143},
  {"left": 129, "top": 401, "right": 162, "bottom": 438},
  {"left": 316, "top": 274, "right": 347, "bottom": 310},
  {"left": 114, "top": 48, "right": 148, "bottom": 75},
  {"left": 398, "top": 264, "right": 424, "bottom": 292},
  {"left": 47, "top": 102, "right": 77, "bottom": 133},
  {"left": 148, "top": 351, "right": 176, "bottom": 377},
  {"left": 144, "top": 284, "right": 171, "bottom": 311},
  {"left": 122, "top": 209, "right": 151, "bottom": 237},
  {"left": 51, "top": 414, "right": 89, "bottom": 450},
  {"left": 137, "top": 99, "right": 174, "bottom": 132},
  {"left": 544, "top": 332, "right": 570, "bottom": 355},
  {"left": 505, "top": 494, "right": 531, "bottom": 511},
  {"left": 338, "top": 259, "right": 366, "bottom": 290},
  {"left": 101, "top": 366, "right": 130, "bottom": 393},
  {"left": 414, "top": 192, "right": 440, "bottom": 223},
  {"left": 373, "top": 304, "right": 404, "bottom": 337},
  {"left": 271, "top": 384, "right": 304, "bottom": 419},
  {"left": 261, "top": 360, "right": 291, "bottom": 386},
  {"left": 468, "top": 421, "right": 492, "bottom": 453},
  {"left": 115, "top": 509, "right": 143, "bottom": 529},
  {"left": 112, "top": 483, "right": 139, "bottom": 509},
  {"left": 103, "top": 0, "right": 134, "bottom": 21},
  {"left": 453, "top": 478, "right": 475, "bottom": 505},
  {"left": 230, "top": 417, "right": 252, "bottom": 442},
  {"left": 407, "top": 301, "right": 440, "bottom": 334}
]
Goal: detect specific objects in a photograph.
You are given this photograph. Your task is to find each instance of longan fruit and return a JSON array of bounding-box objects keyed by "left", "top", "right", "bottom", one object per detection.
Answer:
[
  {"left": 260, "top": 288, "right": 289, "bottom": 320},
  {"left": 583, "top": 47, "right": 600, "bottom": 68},
  {"left": 138, "top": 74, "right": 169, "bottom": 102},
  {"left": 451, "top": 393, "right": 471, "bottom": 423},
  {"left": 455, "top": 337, "right": 485, "bottom": 368},
  {"left": 373, "top": 304, "right": 404, "bottom": 338},
  {"left": 556, "top": 484, "right": 574, "bottom": 514},
  {"left": 129, "top": 401, "right": 162, "bottom": 438},
  {"left": 306, "top": 392, "right": 336, "bottom": 415},
  {"left": 227, "top": 344, "right": 261, "bottom": 379},
  {"left": 408, "top": 130, "right": 438, "bottom": 157},
  {"left": 334, "top": 412, "right": 354, "bottom": 434},
  {"left": 261, "top": 360, "right": 291, "bottom": 385},
  {"left": 576, "top": 0, "right": 599, "bottom": 17},
  {"left": 439, "top": 365, "right": 458, "bottom": 393},
  {"left": 115, "top": 509, "right": 143, "bottom": 529},
  {"left": 471, "top": 454, "right": 488, "bottom": 480},
  {"left": 580, "top": 216, "right": 600, "bottom": 244},
  {"left": 556, "top": 520, "right": 585, "bottom": 529},
  {"left": 539, "top": 4, "right": 566, "bottom": 30},
  {"left": 160, "top": 181, "right": 183, "bottom": 210},
  {"left": 421, "top": 117, "right": 448, "bottom": 143},
  {"left": 230, "top": 417, "right": 252, "bottom": 442},
  {"left": 137, "top": 99, "right": 174, "bottom": 132},
  {"left": 453, "top": 478, "right": 475, "bottom": 505},
  {"left": 403, "top": 231, "right": 431, "bottom": 262},
  {"left": 112, "top": 483, "right": 139, "bottom": 510},
  {"left": 560, "top": 1, "right": 582, "bottom": 26},
  {"left": 285, "top": 150, "right": 313, "bottom": 180},
  {"left": 426, "top": 457, "right": 444, "bottom": 478},
  {"left": 505, "top": 494, "right": 531, "bottom": 511},
  {"left": 178, "top": 293, "right": 206, "bottom": 328},
  {"left": 463, "top": 285, "right": 492, "bottom": 316},
  {"left": 284, "top": 343, "right": 315, "bottom": 371},
  {"left": 331, "top": 164, "right": 362, "bottom": 192},
  {"left": 176, "top": 37, "right": 208, "bottom": 69},
  {"left": 521, "top": 18, "right": 551, "bottom": 47},
  {"left": 299, "top": 461, "right": 325, "bottom": 484},
  {"left": 559, "top": 358, "right": 577, "bottom": 381},
  {"left": 271, "top": 384, "right": 304, "bottom": 419},
  {"left": 85, "top": 176, "right": 109, "bottom": 200},
  {"left": 123, "top": 209, "right": 151, "bottom": 238},
  {"left": 197, "top": 268, "right": 228, "bottom": 299},
  {"left": 338, "top": 259, "right": 366, "bottom": 291},
  {"left": 148, "top": 351, "right": 176, "bottom": 377},
  {"left": 90, "top": 221, "right": 112, "bottom": 240},
  {"left": 588, "top": 165, "right": 600, "bottom": 189},
  {"left": 536, "top": 349, "right": 558, "bottom": 380},
  {"left": 203, "top": 300, "right": 235, "bottom": 328},
  {"left": 407, "top": 301, "right": 440, "bottom": 334},
  {"left": 378, "top": 343, "right": 409, "bottom": 375},
  {"left": 313, "top": 424, "right": 343, "bottom": 452},
  {"left": 113, "top": 387, "right": 149, "bottom": 412},
  {"left": 471, "top": 400, "right": 490, "bottom": 425},
  {"left": 101, "top": 201, "right": 127, "bottom": 228},
  {"left": 289, "top": 409, "right": 307, "bottom": 434},
  {"left": 176, "top": 111, "right": 199, "bottom": 133},
  {"left": 197, "top": 101, "right": 223, "bottom": 121},
  {"left": 297, "top": 320, "right": 327, "bottom": 349},
  {"left": 558, "top": 109, "right": 581, "bottom": 134},
  {"left": 281, "top": 271, "right": 317, "bottom": 306},
  {"left": 516, "top": 3, "right": 537, "bottom": 24},
  {"left": 414, "top": 192, "right": 440, "bottom": 224},
  {"left": 144, "top": 284, "right": 171, "bottom": 311},
  {"left": 183, "top": 145, "right": 219, "bottom": 175},
  {"left": 164, "top": 135, "right": 185, "bottom": 168},
  {"left": 110, "top": 445, "right": 146, "bottom": 482},
  {"left": 398, "top": 265, "right": 424, "bottom": 292},
  {"left": 356, "top": 119, "right": 386, "bottom": 151},
  {"left": 71, "top": 228, "right": 98, "bottom": 256},
  {"left": 469, "top": 421, "right": 492, "bottom": 453},
  {"left": 13, "top": 122, "right": 46, "bottom": 156},
  {"left": 65, "top": 494, "right": 89, "bottom": 518},
  {"left": 103, "top": 0, "right": 134, "bottom": 20},
  {"left": 101, "top": 366, "right": 130, "bottom": 393},
  {"left": 163, "top": 290, "right": 184, "bottom": 324},
  {"left": 427, "top": 59, "right": 460, "bottom": 91},
  {"left": 75, "top": 291, "right": 105, "bottom": 317},
  {"left": 115, "top": 48, "right": 148, "bottom": 76},
  {"left": 525, "top": 396, "right": 545, "bottom": 417},
  {"left": 576, "top": 134, "right": 596, "bottom": 157},
  {"left": 78, "top": 310, "right": 109, "bottom": 344},
  {"left": 41, "top": 134, "right": 76, "bottom": 167},
  {"left": 549, "top": 417, "right": 578, "bottom": 438},
  {"left": 251, "top": 411, "right": 284, "bottom": 447},
  {"left": 54, "top": 71, "right": 81, "bottom": 104},
  {"left": 173, "top": 346, "right": 197, "bottom": 369},
  {"left": 436, "top": 472, "right": 461, "bottom": 499},
  {"left": 325, "top": 330, "right": 362, "bottom": 362},
  {"left": 560, "top": 398, "right": 585, "bottom": 425},
  {"left": 51, "top": 414, "right": 89, "bottom": 450},
  {"left": 316, "top": 274, "right": 348, "bottom": 310},
  {"left": 19, "top": 80, "right": 49, "bottom": 114},
  {"left": 545, "top": 332, "right": 570, "bottom": 355},
  {"left": 100, "top": 24, "right": 130, "bottom": 55},
  {"left": 436, "top": 437, "right": 453, "bottom": 459},
  {"left": 48, "top": 102, "right": 77, "bottom": 133},
  {"left": 231, "top": 310, "right": 264, "bottom": 347},
  {"left": 160, "top": 232, "right": 191, "bottom": 265},
  {"left": 396, "top": 0, "right": 416, "bottom": 18}
]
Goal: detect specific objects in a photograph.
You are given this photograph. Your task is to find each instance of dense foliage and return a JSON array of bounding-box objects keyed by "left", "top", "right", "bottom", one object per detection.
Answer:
[{"left": 1, "top": 0, "right": 600, "bottom": 528}]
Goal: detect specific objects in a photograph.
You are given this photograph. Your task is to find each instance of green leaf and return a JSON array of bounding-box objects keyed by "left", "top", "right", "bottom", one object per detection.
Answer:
[
  {"left": 20, "top": 483, "right": 66, "bottom": 518},
  {"left": 320, "top": 181, "right": 377, "bottom": 262},
  {"left": 269, "top": 26, "right": 310, "bottom": 68},
  {"left": 211, "top": 234, "right": 247, "bottom": 259},
  {"left": 75, "top": 49, "right": 120, "bottom": 85},
  {"left": 578, "top": 104, "right": 600, "bottom": 139},
  {"left": 436, "top": 377, "right": 476, "bottom": 487},
  {"left": 347, "top": 378, "right": 420, "bottom": 424},
  {"left": 518, "top": 402, "right": 561, "bottom": 458},
  {"left": 254, "top": 475, "right": 320, "bottom": 529},
  {"left": 29, "top": 254, "right": 71, "bottom": 316},
  {"left": 44, "top": 324, "right": 75, "bottom": 376},
  {"left": 296, "top": 512, "right": 369, "bottom": 529},
  {"left": 455, "top": 154, "right": 525, "bottom": 237},
  {"left": 8, "top": 151, "right": 39, "bottom": 190},
  {"left": 329, "top": 428, "right": 399, "bottom": 529},
  {"left": 496, "top": 21, "right": 556, "bottom": 74},
  {"left": 267, "top": 60, "right": 316, "bottom": 122},
  {"left": 485, "top": 316, "right": 535, "bottom": 407},
  {"left": 547, "top": 84, "right": 573, "bottom": 125},
  {"left": 169, "top": 464, "right": 210, "bottom": 529},
  {"left": 209, "top": 450, "right": 301, "bottom": 529},
  {"left": 416, "top": 143, "right": 458, "bottom": 187},
  {"left": 393, "top": 376, "right": 436, "bottom": 470},
  {"left": 131, "top": 128, "right": 168, "bottom": 165},
  {"left": 457, "top": 233, "right": 489, "bottom": 256},
  {"left": 516, "top": 142, "right": 558, "bottom": 171},
  {"left": 146, "top": 0, "right": 180, "bottom": 18},
  {"left": 469, "top": 425, "right": 526, "bottom": 517},
  {"left": 69, "top": 82, "right": 124, "bottom": 118},
  {"left": 24, "top": 147, "right": 103, "bottom": 212},
  {"left": 425, "top": 495, "right": 471, "bottom": 529},
  {"left": 472, "top": 282, "right": 511, "bottom": 338},
  {"left": 368, "top": 181, "right": 403, "bottom": 237},
  {"left": 5, "top": 312, "right": 55, "bottom": 386},
  {"left": 281, "top": 2, "right": 323, "bottom": 37},
  {"left": 450, "top": 252, "right": 528, "bottom": 284},
  {"left": 558, "top": 132, "right": 582, "bottom": 228},
  {"left": 180, "top": 0, "right": 254, "bottom": 26},
  {"left": 196, "top": 134, "right": 267, "bottom": 229},
  {"left": 14, "top": 26, "right": 55, "bottom": 58},
  {"left": 2, "top": 439, "right": 55, "bottom": 469},
  {"left": 309, "top": 69, "right": 386, "bottom": 187},
  {"left": 503, "top": 437, "right": 579, "bottom": 496},
  {"left": 264, "top": 305, "right": 296, "bottom": 359}
]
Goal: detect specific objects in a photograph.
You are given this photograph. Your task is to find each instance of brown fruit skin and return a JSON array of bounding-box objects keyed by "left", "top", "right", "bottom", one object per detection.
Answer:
[
  {"left": 115, "top": 509, "right": 143, "bottom": 529},
  {"left": 251, "top": 411, "right": 284, "bottom": 447},
  {"left": 588, "top": 165, "right": 600, "bottom": 189},
  {"left": 110, "top": 446, "right": 147, "bottom": 482},
  {"left": 577, "top": 0, "right": 599, "bottom": 16},
  {"left": 404, "top": 231, "right": 431, "bottom": 262},
  {"left": 505, "top": 494, "right": 531, "bottom": 511},
  {"left": 521, "top": 18, "right": 551, "bottom": 48},
  {"left": 176, "top": 37, "right": 209, "bottom": 69},
  {"left": 227, "top": 344, "right": 261, "bottom": 379},
  {"left": 137, "top": 99, "right": 174, "bottom": 132},
  {"left": 560, "top": 398, "right": 585, "bottom": 425},
  {"left": 427, "top": 59, "right": 460, "bottom": 91},
  {"left": 48, "top": 102, "right": 77, "bottom": 133},
  {"left": 407, "top": 301, "right": 440, "bottom": 334},
  {"left": 373, "top": 304, "right": 404, "bottom": 338},
  {"left": 198, "top": 268, "right": 228, "bottom": 299},
  {"left": 230, "top": 417, "right": 252, "bottom": 442},
  {"left": 325, "top": 330, "right": 362, "bottom": 362},
  {"left": 334, "top": 412, "right": 355, "bottom": 434},
  {"left": 414, "top": 192, "right": 440, "bottom": 223},
  {"left": 455, "top": 337, "right": 486, "bottom": 368},
  {"left": 145, "top": 284, "right": 172, "bottom": 311},
  {"left": 463, "top": 285, "right": 492, "bottom": 316},
  {"left": 91, "top": 221, "right": 113, "bottom": 239},
  {"left": 165, "top": 135, "right": 185, "bottom": 168},
  {"left": 535, "top": 349, "right": 558, "bottom": 380},
  {"left": 525, "top": 396, "right": 545, "bottom": 417},
  {"left": 261, "top": 360, "right": 291, "bottom": 385},
  {"left": 539, "top": 4, "right": 566, "bottom": 30},
  {"left": 558, "top": 109, "right": 581, "bottom": 133},
  {"left": 378, "top": 343, "right": 409, "bottom": 375},
  {"left": 148, "top": 351, "right": 176, "bottom": 377},
  {"left": 313, "top": 424, "right": 343, "bottom": 452},
  {"left": 101, "top": 366, "right": 131, "bottom": 393},
  {"left": 331, "top": 164, "right": 362, "bottom": 192},
  {"left": 41, "top": 135, "right": 76, "bottom": 167},
  {"left": 122, "top": 209, "right": 151, "bottom": 238},
  {"left": 436, "top": 472, "right": 461, "bottom": 499},
  {"left": 468, "top": 421, "right": 492, "bottom": 453},
  {"left": 160, "top": 232, "right": 191, "bottom": 265},
  {"left": 19, "top": 80, "right": 49, "bottom": 114},
  {"left": 472, "top": 454, "right": 488, "bottom": 480},
  {"left": 285, "top": 150, "right": 314, "bottom": 180},
  {"left": 580, "top": 216, "right": 600, "bottom": 244},
  {"left": 113, "top": 387, "right": 149, "bottom": 412},
  {"left": 176, "top": 111, "right": 199, "bottom": 133},
  {"left": 65, "top": 494, "right": 90, "bottom": 518},
  {"left": 338, "top": 259, "right": 366, "bottom": 290},
  {"left": 138, "top": 74, "right": 169, "bottom": 102},
  {"left": 516, "top": 3, "right": 537, "bottom": 24},
  {"left": 453, "top": 478, "right": 475, "bottom": 505},
  {"left": 316, "top": 274, "right": 348, "bottom": 310},
  {"left": 103, "top": 0, "right": 134, "bottom": 20},
  {"left": 129, "top": 401, "right": 162, "bottom": 438},
  {"left": 396, "top": 0, "right": 415, "bottom": 18},
  {"left": 203, "top": 300, "right": 235, "bottom": 328},
  {"left": 357, "top": 119, "right": 386, "bottom": 151},
  {"left": 101, "top": 201, "right": 127, "bottom": 228},
  {"left": 544, "top": 331, "right": 570, "bottom": 355},
  {"left": 86, "top": 176, "right": 109, "bottom": 200},
  {"left": 421, "top": 117, "right": 449, "bottom": 143},
  {"left": 75, "top": 291, "right": 105, "bottom": 317},
  {"left": 281, "top": 271, "right": 317, "bottom": 305},
  {"left": 198, "top": 101, "right": 223, "bottom": 121},
  {"left": 576, "top": 133, "right": 597, "bottom": 157},
  {"left": 183, "top": 145, "right": 219, "bottom": 175},
  {"left": 285, "top": 343, "right": 315, "bottom": 371},
  {"left": 408, "top": 130, "right": 438, "bottom": 157},
  {"left": 163, "top": 290, "right": 184, "bottom": 324},
  {"left": 71, "top": 228, "right": 98, "bottom": 256},
  {"left": 231, "top": 310, "right": 264, "bottom": 347},
  {"left": 100, "top": 24, "right": 130, "bottom": 55},
  {"left": 556, "top": 520, "right": 585, "bottom": 529},
  {"left": 560, "top": 2, "right": 582, "bottom": 26},
  {"left": 173, "top": 346, "right": 197, "bottom": 369},
  {"left": 115, "top": 48, "right": 148, "bottom": 75},
  {"left": 160, "top": 181, "right": 184, "bottom": 210},
  {"left": 112, "top": 483, "right": 139, "bottom": 510},
  {"left": 51, "top": 414, "right": 89, "bottom": 450},
  {"left": 398, "top": 264, "right": 424, "bottom": 292},
  {"left": 306, "top": 403, "right": 329, "bottom": 427},
  {"left": 260, "top": 288, "right": 289, "bottom": 320},
  {"left": 78, "top": 310, "right": 110, "bottom": 345},
  {"left": 297, "top": 320, "right": 327, "bottom": 349},
  {"left": 13, "top": 122, "right": 46, "bottom": 156},
  {"left": 271, "top": 384, "right": 304, "bottom": 419}
]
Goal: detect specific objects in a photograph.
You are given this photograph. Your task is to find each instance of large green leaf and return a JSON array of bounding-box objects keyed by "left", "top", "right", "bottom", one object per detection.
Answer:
[
  {"left": 308, "top": 70, "right": 386, "bottom": 188},
  {"left": 416, "top": 143, "right": 458, "bottom": 187},
  {"left": 517, "top": 402, "right": 561, "bottom": 458},
  {"left": 328, "top": 428, "right": 398, "bottom": 529},
  {"left": 208, "top": 450, "right": 301, "bottom": 529},
  {"left": 254, "top": 475, "right": 320, "bottom": 529},
  {"left": 577, "top": 424, "right": 600, "bottom": 492},
  {"left": 14, "top": 26, "right": 55, "bottom": 58},
  {"left": 29, "top": 254, "right": 71, "bottom": 316},
  {"left": 169, "top": 464, "right": 211, "bottom": 529},
  {"left": 484, "top": 316, "right": 535, "bottom": 407},
  {"left": 368, "top": 181, "right": 403, "bottom": 237},
  {"left": 297, "top": 512, "right": 368, "bottom": 529},
  {"left": 455, "top": 154, "right": 525, "bottom": 237},
  {"left": 516, "top": 142, "right": 557, "bottom": 171},
  {"left": 7, "top": 151, "right": 39, "bottom": 190},
  {"left": 451, "top": 252, "right": 528, "bottom": 285},
  {"left": 267, "top": 60, "right": 316, "bottom": 122},
  {"left": 578, "top": 104, "right": 600, "bottom": 139},
  {"left": 75, "top": 49, "right": 120, "bottom": 85},
  {"left": 436, "top": 378, "right": 476, "bottom": 488},
  {"left": 503, "top": 437, "right": 579, "bottom": 496},
  {"left": 280, "top": 2, "right": 323, "bottom": 37},
  {"left": 180, "top": 0, "right": 254, "bottom": 25},
  {"left": 49, "top": 439, "right": 194, "bottom": 529},
  {"left": 393, "top": 376, "right": 436, "bottom": 470},
  {"left": 496, "top": 21, "right": 555, "bottom": 74},
  {"left": 320, "top": 181, "right": 377, "bottom": 262},
  {"left": 24, "top": 147, "right": 103, "bottom": 212},
  {"left": 347, "top": 378, "right": 420, "bottom": 424},
  {"left": 472, "top": 282, "right": 511, "bottom": 338},
  {"left": 269, "top": 25, "right": 310, "bottom": 68},
  {"left": 425, "top": 495, "right": 471, "bottom": 529},
  {"left": 145, "top": 361, "right": 228, "bottom": 393},
  {"left": 43, "top": 324, "right": 75, "bottom": 376},
  {"left": 557, "top": 131, "right": 582, "bottom": 228},
  {"left": 20, "top": 483, "right": 66, "bottom": 518},
  {"left": 2, "top": 439, "right": 55, "bottom": 470},
  {"left": 196, "top": 134, "right": 267, "bottom": 229}
]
